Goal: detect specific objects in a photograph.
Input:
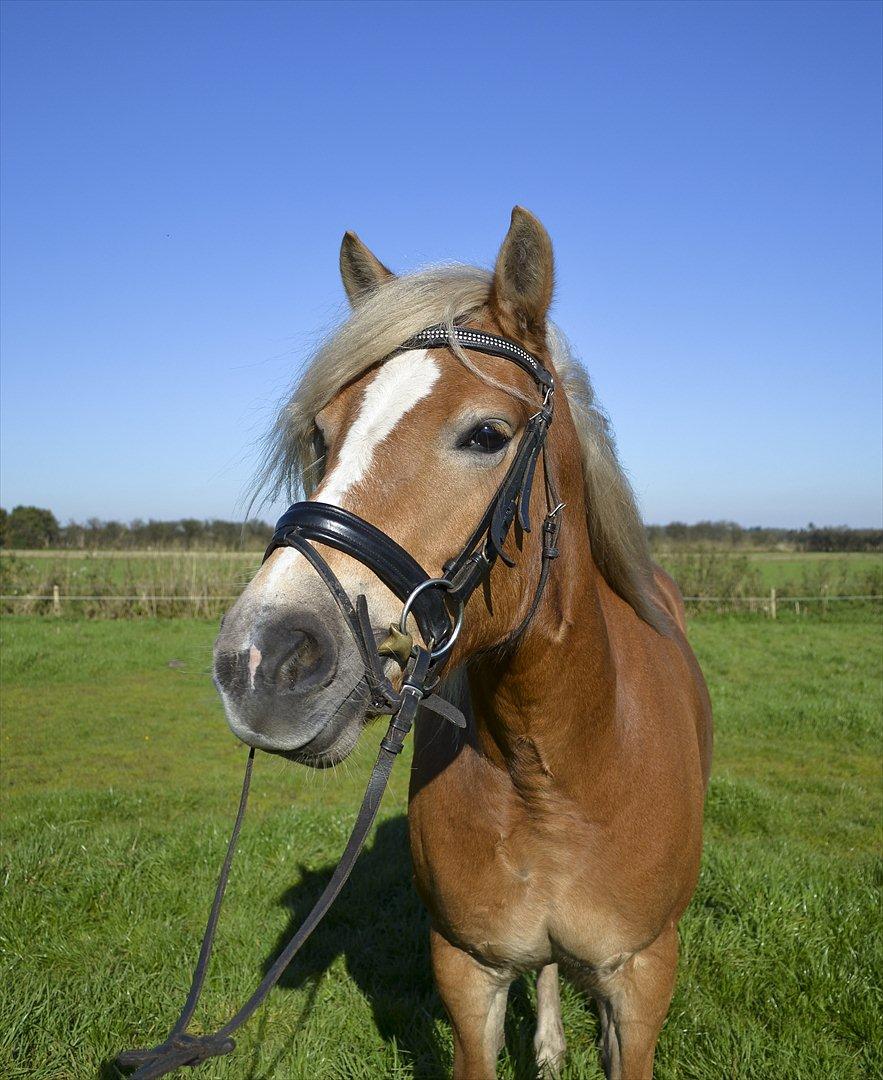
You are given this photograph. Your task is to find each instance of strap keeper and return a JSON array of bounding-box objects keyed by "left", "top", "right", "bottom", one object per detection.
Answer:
[
  {"left": 380, "top": 735, "right": 406, "bottom": 755},
  {"left": 529, "top": 386, "right": 554, "bottom": 424},
  {"left": 446, "top": 550, "right": 491, "bottom": 603},
  {"left": 542, "top": 515, "right": 562, "bottom": 559},
  {"left": 380, "top": 713, "right": 413, "bottom": 753}
]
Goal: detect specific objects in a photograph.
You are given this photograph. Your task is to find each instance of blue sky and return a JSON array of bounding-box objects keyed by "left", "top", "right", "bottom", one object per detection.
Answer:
[{"left": 1, "top": 0, "right": 880, "bottom": 527}]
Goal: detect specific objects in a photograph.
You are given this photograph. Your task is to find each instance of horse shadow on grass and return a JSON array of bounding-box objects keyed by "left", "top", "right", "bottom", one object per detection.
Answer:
[
  {"left": 247, "top": 814, "right": 445, "bottom": 1078},
  {"left": 246, "top": 813, "right": 544, "bottom": 1080}
]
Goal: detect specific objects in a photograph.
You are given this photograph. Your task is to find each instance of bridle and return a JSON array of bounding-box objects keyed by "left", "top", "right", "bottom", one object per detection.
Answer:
[
  {"left": 267, "top": 323, "right": 560, "bottom": 657},
  {"left": 115, "top": 324, "right": 563, "bottom": 1078}
]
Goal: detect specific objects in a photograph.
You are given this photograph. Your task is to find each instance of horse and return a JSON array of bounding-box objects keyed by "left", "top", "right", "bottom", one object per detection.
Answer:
[{"left": 213, "top": 207, "right": 713, "bottom": 1079}]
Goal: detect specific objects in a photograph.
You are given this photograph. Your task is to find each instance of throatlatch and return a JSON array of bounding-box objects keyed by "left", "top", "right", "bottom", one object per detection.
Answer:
[{"left": 115, "top": 324, "right": 562, "bottom": 1079}]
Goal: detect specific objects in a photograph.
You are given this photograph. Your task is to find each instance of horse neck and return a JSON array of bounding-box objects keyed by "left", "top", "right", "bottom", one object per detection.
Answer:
[{"left": 467, "top": 428, "right": 619, "bottom": 792}]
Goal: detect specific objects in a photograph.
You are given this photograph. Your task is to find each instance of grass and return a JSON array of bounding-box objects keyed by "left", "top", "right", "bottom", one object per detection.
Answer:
[
  {"left": 748, "top": 550, "right": 880, "bottom": 587},
  {"left": 0, "top": 614, "right": 881, "bottom": 1078}
]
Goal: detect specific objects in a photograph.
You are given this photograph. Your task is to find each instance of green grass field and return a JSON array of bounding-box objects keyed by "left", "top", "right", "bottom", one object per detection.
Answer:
[{"left": 1, "top": 614, "right": 881, "bottom": 1078}]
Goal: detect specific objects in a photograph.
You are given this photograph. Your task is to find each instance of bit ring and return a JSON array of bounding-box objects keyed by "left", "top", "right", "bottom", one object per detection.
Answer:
[{"left": 399, "top": 578, "right": 464, "bottom": 661}]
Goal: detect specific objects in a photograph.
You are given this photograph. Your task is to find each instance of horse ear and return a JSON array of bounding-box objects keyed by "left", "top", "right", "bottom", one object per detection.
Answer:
[
  {"left": 339, "top": 231, "right": 395, "bottom": 305},
  {"left": 490, "top": 207, "right": 554, "bottom": 343}
]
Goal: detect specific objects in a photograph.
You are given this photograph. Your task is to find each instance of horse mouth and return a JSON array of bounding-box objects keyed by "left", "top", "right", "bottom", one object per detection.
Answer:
[{"left": 271, "top": 675, "right": 372, "bottom": 768}]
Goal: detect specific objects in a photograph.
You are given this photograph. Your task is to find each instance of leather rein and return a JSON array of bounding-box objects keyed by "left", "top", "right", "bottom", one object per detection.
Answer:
[{"left": 116, "top": 324, "right": 562, "bottom": 1078}]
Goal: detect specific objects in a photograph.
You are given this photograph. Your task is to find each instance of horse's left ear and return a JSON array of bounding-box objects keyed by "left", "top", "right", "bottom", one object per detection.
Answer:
[
  {"left": 339, "top": 231, "right": 396, "bottom": 306},
  {"left": 490, "top": 207, "right": 555, "bottom": 345}
]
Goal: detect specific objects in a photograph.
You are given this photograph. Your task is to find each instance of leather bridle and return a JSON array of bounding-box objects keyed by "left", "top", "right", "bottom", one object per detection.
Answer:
[
  {"left": 267, "top": 323, "right": 560, "bottom": 653},
  {"left": 116, "top": 324, "right": 563, "bottom": 1078}
]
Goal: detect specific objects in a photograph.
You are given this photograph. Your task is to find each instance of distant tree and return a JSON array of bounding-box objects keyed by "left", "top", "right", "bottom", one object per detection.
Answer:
[
  {"left": 3, "top": 506, "right": 876, "bottom": 553},
  {"left": 242, "top": 518, "right": 274, "bottom": 546},
  {"left": 60, "top": 520, "right": 86, "bottom": 548},
  {"left": 644, "top": 520, "right": 882, "bottom": 553},
  {"left": 6, "top": 506, "right": 60, "bottom": 549},
  {"left": 804, "top": 525, "right": 883, "bottom": 552},
  {"left": 665, "top": 522, "right": 689, "bottom": 543},
  {"left": 178, "top": 519, "right": 203, "bottom": 549}
]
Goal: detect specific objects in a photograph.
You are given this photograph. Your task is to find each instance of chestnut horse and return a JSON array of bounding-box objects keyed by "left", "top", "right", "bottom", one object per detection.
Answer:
[{"left": 214, "top": 209, "right": 712, "bottom": 1079}]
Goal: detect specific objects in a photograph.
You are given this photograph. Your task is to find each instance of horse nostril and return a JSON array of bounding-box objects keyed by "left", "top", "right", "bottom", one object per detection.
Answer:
[
  {"left": 214, "top": 650, "right": 245, "bottom": 695},
  {"left": 275, "top": 631, "right": 324, "bottom": 690},
  {"left": 214, "top": 614, "right": 338, "bottom": 703}
]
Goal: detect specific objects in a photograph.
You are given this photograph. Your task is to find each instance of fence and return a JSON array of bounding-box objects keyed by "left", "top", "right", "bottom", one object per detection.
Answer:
[
  {"left": 681, "top": 588, "right": 881, "bottom": 617},
  {"left": 1, "top": 586, "right": 881, "bottom": 619},
  {"left": 0, "top": 590, "right": 240, "bottom": 617}
]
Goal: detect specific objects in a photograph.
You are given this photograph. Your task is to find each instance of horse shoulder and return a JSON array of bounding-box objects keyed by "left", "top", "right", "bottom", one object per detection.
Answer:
[{"left": 651, "top": 563, "right": 687, "bottom": 633}]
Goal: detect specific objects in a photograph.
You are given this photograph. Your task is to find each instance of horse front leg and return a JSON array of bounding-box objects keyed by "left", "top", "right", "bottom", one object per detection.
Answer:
[
  {"left": 430, "top": 927, "right": 513, "bottom": 1079},
  {"left": 594, "top": 924, "right": 678, "bottom": 1080}
]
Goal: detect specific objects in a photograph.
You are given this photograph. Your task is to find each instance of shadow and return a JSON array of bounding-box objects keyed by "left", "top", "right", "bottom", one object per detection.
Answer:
[
  {"left": 256, "top": 814, "right": 449, "bottom": 1079},
  {"left": 99, "top": 811, "right": 561, "bottom": 1080}
]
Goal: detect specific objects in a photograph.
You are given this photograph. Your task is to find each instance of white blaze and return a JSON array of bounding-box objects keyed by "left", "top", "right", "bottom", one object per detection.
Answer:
[
  {"left": 235, "top": 349, "right": 439, "bottom": 659},
  {"left": 316, "top": 349, "right": 440, "bottom": 506}
]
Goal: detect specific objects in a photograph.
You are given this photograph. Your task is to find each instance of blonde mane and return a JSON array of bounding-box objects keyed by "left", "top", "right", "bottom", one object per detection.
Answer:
[{"left": 254, "top": 266, "right": 665, "bottom": 631}]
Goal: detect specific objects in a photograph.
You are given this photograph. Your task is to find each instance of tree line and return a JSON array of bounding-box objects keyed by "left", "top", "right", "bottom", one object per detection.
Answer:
[
  {"left": 0, "top": 506, "right": 274, "bottom": 550},
  {"left": 646, "top": 520, "right": 883, "bottom": 552},
  {"left": 1, "top": 506, "right": 880, "bottom": 553}
]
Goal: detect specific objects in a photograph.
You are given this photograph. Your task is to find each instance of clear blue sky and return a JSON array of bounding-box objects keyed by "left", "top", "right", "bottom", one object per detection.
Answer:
[{"left": 1, "top": 0, "right": 881, "bottom": 527}]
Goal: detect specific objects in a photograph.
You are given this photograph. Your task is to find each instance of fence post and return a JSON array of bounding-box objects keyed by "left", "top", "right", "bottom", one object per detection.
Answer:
[
  {"left": 52, "top": 585, "right": 61, "bottom": 616},
  {"left": 769, "top": 587, "right": 777, "bottom": 620}
]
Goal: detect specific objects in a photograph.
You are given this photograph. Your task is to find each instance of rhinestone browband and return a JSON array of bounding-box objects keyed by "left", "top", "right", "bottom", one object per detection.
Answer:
[{"left": 402, "top": 325, "right": 554, "bottom": 390}]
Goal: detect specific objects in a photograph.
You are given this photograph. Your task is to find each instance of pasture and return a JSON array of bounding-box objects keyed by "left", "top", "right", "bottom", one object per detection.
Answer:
[{"left": 0, "top": 612, "right": 880, "bottom": 1078}]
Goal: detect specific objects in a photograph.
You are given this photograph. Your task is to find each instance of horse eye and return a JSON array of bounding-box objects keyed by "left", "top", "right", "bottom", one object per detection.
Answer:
[
  {"left": 312, "top": 429, "right": 327, "bottom": 461},
  {"left": 464, "top": 422, "right": 511, "bottom": 454}
]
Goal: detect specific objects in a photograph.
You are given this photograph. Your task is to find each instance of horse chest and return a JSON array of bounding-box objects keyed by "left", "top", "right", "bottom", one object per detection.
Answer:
[
  {"left": 409, "top": 730, "right": 681, "bottom": 974},
  {"left": 410, "top": 773, "right": 611, "bottom": 970},
  {"left": 414, "top": 814, "right": 661, "bottom": 978},
  {"left": 416, "top": 825, "right": 554, "bottom": 965}
]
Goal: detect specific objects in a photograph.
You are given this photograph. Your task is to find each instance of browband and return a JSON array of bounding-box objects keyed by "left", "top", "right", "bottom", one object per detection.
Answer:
[{"left": 402, "top": 324, "right": 554, "bottom": 390}]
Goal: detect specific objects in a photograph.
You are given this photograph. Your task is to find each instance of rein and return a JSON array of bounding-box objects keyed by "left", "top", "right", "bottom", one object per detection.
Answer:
[{"left": 115, "top": 324, "right": 561, "bottom": 1078}]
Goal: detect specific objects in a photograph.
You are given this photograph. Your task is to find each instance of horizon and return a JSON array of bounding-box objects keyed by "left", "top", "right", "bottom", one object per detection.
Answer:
[
  {"left": 1, "top": 504, "right": 880, "bottom": 534},
  {"left": 1, "top": 1, "right": 881, "bottom": 529}
]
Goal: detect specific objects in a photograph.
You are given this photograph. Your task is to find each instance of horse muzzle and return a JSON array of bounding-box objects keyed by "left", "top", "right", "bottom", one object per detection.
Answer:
[{"left": 213, "top": 602, "right": 368, "bottom": 764}]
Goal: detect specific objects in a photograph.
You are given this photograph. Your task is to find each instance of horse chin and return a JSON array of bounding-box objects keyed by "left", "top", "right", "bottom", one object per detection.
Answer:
[
  {"left": 278, "top": 729, "right": 360, "bottom": 769},
  {"left": 269, "top": 688, "right": 368, "bottom": 769}
]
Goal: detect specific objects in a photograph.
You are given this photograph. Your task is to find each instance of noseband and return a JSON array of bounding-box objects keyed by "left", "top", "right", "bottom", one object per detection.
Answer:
[{"left": 115, "top": 324, "right": 563, "bottom": 1078}]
